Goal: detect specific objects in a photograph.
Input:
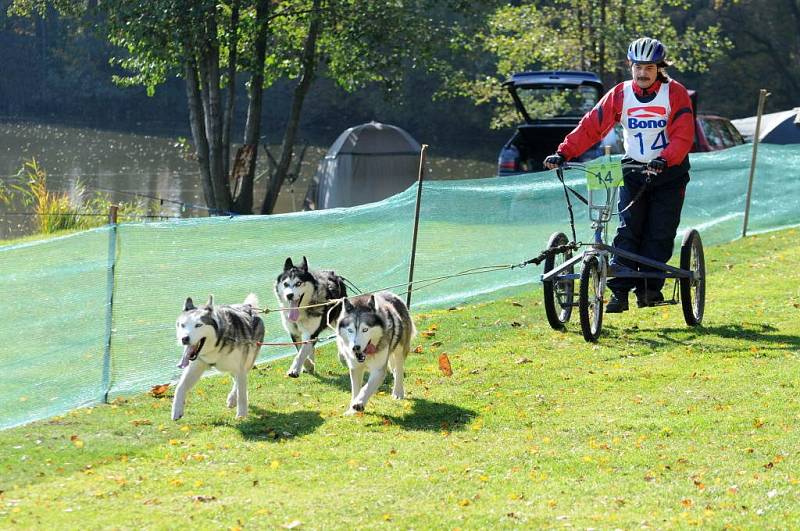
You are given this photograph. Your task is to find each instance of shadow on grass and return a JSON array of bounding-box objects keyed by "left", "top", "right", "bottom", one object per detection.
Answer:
[
  {"left": 605, "top": 322, "right": 798, "bottom": 358},
  {"left": 384, "top": 398, "right": 477, "bottom": 432},
  {"left": 217, "top": 406, "right": 324, "bottom": 442},
  {"left": 311, "top": 370, "right": 351, "bottom": 393}
]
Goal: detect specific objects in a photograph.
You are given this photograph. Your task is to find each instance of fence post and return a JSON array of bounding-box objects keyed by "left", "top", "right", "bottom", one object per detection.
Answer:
[
  {"left": 742, "top": 89, "right": 770, "bottom": 237},
  {"left": 102, "top": 205, "right": 119, "bottom": 403},
  {"left": 406, "top": 144, "right": 428, "bottom": 308}
]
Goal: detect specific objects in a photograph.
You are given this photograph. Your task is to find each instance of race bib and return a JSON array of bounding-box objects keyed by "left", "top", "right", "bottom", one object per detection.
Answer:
[{"left": 585, "top": 159, "right": 623, "bottom": 190}]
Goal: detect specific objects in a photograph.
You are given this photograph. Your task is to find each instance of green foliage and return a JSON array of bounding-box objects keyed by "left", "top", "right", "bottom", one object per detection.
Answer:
[
  {"left": 0, "top": 159, "right": 149, "bottom": 234},
  {"left": 454, "top": 0, "right": 734, "bottom": 128}
]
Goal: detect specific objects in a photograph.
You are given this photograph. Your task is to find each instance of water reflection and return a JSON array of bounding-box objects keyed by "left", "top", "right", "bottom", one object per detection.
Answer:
[{"left": 0, "top": 121, "right": 497, "bottom": 239}]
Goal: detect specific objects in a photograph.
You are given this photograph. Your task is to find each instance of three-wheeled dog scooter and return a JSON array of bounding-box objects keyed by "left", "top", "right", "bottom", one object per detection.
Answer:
[{"left": 539, "top": 160, "right": 705, "bottom": 342}]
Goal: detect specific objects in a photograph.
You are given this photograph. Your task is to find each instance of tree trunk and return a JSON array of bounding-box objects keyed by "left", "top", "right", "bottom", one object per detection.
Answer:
[
  {"left": 261, "top": 0, "right": 322, "bottom": 215},
  {"left": 184, "top": 53, "right": 216, "bottom": 211},
  {"left": 222, "top": 0, "right": 239, "bottom": 180},
  {"left": 198, "top": 13, "right": 231, "bottom": 214},
  {"left": 233, "top": 0, "right": 270, "bottom": 214}
]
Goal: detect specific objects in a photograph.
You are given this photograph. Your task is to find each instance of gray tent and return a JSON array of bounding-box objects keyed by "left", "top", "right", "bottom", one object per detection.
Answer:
[
  {"left": 732, "top": 108, "right": 800, "bottom": 144},
  {"left": 304, "top": 121, "right": 421, "bottom": 210}
]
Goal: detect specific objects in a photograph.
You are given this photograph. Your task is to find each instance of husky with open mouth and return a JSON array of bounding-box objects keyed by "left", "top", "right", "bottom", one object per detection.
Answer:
[
  {"left": 274, "top": 256, "right": 347, "bottom": 378},
  {"left": 335, "top": 291, "right": 416, "bottom": 415},
  {"left": 172, "top": 294, "right": 264, "bottom": 420}
]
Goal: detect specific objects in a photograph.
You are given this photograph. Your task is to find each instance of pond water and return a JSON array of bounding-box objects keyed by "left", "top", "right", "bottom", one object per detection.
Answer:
[{"left": 0, "top": 121, "right": 498, "bottom": 240}]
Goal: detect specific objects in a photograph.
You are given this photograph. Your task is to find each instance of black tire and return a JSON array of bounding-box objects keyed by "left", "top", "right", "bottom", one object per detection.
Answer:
[
  {"left": 542, "top": 232, "right": 574, "bottom": 330},
  {"left": 579, "top": 256, "right": 604, "bottom": 342},
  {"left": 680, "top": 229, "right": 705, "bottom": 326}
]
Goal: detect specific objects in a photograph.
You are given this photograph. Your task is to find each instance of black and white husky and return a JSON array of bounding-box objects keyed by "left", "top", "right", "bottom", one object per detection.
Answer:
[
  {"left": 274, "top": 257, "right": 347, "bottom": 378},
  {"left": 172, "top": 294, "right": 265, "bottom": 420},
  {"left": 335, "top": 292, "right": 416, "bottom": 415}
]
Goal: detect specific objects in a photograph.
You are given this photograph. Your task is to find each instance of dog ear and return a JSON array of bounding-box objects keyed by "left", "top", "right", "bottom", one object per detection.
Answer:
[
  {"left": 343, "top": 298, "right": 354, "bottom": 312},
  {"left": 206, "top": 294, "right": 214, "bottom": 308},
  {"left": 284, "top": 257, "right": 294, "bottom": 271},
  {"left": 368, "top": 294, "right": 376, "bottom": 310},
  {"left": 300, "top": 256, "right": 309, "bottom": 271},
  {"left": 184, "top": 297, "right": 195, "bottom": 311}
]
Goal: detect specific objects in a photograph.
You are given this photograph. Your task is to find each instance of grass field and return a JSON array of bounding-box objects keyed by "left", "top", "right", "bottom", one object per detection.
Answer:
[{"left": 1, "top": 228, "right": 799, "bottom": 529}]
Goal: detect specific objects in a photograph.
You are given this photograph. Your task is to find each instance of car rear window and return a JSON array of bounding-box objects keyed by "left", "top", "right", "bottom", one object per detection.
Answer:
[{"left": 516, "top": 85, "right": 600, "bottom": 119}]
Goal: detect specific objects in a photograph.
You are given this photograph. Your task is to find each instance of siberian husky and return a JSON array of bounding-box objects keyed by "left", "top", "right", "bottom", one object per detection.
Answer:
[
  {"left": 274, "top": 257, "right": 347, "bottom": 378},
  {"left": 172, "top": 294, "right": 265, "bottom": 420},
  {"left": 335, "top": 292, "right": 416, "bottom": 415}
]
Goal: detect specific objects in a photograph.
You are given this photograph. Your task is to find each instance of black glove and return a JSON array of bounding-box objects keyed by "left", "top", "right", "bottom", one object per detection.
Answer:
[
  {"left": 543, "top": 153, "right": 565, "bottom": 169},
  {"left": 646, "top": 156, "right": 667, "bottom": 174}
]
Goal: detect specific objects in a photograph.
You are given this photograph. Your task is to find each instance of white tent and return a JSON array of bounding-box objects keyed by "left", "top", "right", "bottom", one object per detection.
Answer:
[
  {"left": 732, "top": 108, "right": 800, "bottom": 144},
  {"left": 304, "top": 122, "right": 421, "bottom": 210}
]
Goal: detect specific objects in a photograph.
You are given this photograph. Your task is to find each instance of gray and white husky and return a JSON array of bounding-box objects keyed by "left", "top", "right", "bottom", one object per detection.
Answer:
[
  {"left": 172, "top": 294, "right": 265, "bottom": 420},
  {"left": 274, "top": 256, "right": 347, "bottom": 378},
  {"left": 335, "top": 292, "right": 416, "bottom": 415}
]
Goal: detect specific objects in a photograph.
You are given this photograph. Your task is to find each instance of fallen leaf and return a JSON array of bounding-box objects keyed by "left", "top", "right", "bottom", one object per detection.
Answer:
[
  {"left": 431, "top": 341, "right": 443, "bottom": 347},
  {"left": 130, "top": 419, "right": 152, "bottom": 426},
  {"left": 438, "top": 353, "right": 453, "bottom": 376},
  {"left": 681, "top": 498, "right": 693, "bottom": 508},
  {"left": 458, "top": 499, "right": 471, "bottom": 507},
  {"left": 510, "top": 321, "right": 522, "bottom": 328},
  {"left": 515, "top": 357, "right": 531, "bottom": 364},
  {"left": 282, "top": 520, "right": 302, "bottom": 529},
  {"left": 191, "top": 495, "right": 216, "bottom": 503},
  {"left": 150, "top": 384, "right": 170, "bottom": 398},
  {"left": 413, "top": 346, "right": 424, "bottom": 354},
  {"left": 420, "top": 331, "right": 436, "bottom": 338}
]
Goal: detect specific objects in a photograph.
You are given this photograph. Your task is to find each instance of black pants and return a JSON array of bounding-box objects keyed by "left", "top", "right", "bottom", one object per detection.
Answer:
[{"left": 607, "top": 169, "right": 688, "bottom": 295}]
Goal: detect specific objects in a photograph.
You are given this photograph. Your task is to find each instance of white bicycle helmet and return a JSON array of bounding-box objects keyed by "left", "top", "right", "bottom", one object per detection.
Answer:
[{"left": 627, "top": 37, "right": 667, "bottom": 65}]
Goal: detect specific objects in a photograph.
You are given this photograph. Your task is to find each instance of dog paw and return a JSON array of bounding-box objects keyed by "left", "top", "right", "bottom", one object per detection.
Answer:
[
  {"left": 286, "top": 370, "right": 300, "bottom": 378},
  {"left": 226, "top": 398, "right": 236, "bottom": 408},
  {"left": 351, "top": 402, "right": 365, "bottom": 412},
  {"left": 172, "top": 413, "right": 183, "bottom": 421}
]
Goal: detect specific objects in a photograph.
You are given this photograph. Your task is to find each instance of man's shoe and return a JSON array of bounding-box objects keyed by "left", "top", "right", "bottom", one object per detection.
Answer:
[
  {"left": 636, "top": 290, "right": 664, "bottom": 308},
  {"left": 606, "top": 293, "right": 629, "bottom": 313}
]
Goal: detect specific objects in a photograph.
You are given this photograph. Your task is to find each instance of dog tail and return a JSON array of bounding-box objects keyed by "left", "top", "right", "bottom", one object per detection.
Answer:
[{"left": 244, "top": 293, "right": 260, "bottom": 308}]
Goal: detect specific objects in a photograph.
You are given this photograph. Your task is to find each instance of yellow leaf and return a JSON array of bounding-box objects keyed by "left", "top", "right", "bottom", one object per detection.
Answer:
[
  {"left": 180, "top": 425, "right": 191, "bottom": 432},
  {"left": 270, "top": 460, "right": 280, "bottom": 469},
  {"left": 169, "top": 478, "right": 184, "bottom": 487},
  {"left": 458, "top": 499, "right": 471, "bottom": 507},
  {"left": 681, "top": 498, "right": 693, "bottom": 508}
]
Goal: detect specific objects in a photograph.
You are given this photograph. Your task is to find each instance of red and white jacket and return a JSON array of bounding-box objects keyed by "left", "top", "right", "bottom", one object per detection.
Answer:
[{"left": 557, "top": 78, "right": 695, "bottom": 168}]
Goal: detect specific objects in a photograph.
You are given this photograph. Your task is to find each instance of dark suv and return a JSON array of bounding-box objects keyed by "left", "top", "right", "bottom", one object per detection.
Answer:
[{"left": 497, "top": 71, "right": 621, "bottom": 175}]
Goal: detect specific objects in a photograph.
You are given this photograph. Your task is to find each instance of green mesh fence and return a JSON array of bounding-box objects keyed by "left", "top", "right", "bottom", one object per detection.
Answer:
[{"left": 1, "top": 144, "right": 798, "bottom": 429}]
